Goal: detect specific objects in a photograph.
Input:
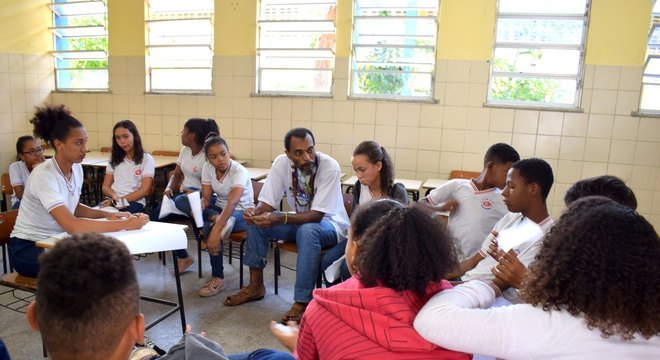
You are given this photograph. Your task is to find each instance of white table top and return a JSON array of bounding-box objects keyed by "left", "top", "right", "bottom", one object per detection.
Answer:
[
  {"left": 342, "top": 175, "right": 422, "bottom": 192},
  {"left": 422, "top": 178, "right": 449, "bottom": 189},
  {"left": 36, "top": 221, "right": 188, "bottom": 254},
  {"left": 246, "top": 167, "right": 269, "bottom": 181}
]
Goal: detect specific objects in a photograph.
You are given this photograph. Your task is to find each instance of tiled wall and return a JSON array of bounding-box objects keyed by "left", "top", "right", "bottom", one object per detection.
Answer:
[{"left": 2, "top": 52, "right": 660, "bottom": 228}]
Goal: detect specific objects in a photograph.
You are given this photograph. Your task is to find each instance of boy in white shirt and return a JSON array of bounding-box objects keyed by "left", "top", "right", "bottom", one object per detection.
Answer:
[
  {"left": 449, "top": 158, "right": 554, "bottom": 302},
  {"left": 420, "top": 143, "right": 520, "bottom": 259}
]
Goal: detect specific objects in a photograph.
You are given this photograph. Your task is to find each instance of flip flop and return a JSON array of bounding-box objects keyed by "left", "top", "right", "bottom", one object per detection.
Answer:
[{"left": 224, "top": 285, "right": 266, "bottom": 306}]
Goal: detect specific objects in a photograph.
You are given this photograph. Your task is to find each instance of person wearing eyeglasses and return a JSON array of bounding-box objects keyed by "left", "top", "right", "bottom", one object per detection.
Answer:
[{"left": 8, "top": 135, "right": 46, "bottom": 209}]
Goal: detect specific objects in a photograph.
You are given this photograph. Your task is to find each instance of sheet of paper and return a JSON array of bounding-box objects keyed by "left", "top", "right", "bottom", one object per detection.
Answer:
[
  {"left": 158, "top": 192, "right": 204, "bottom": 228},
  {"left": 186, "top": 191, "right": 204, "bottom": 228},
  {"left": 324, "top": 255, "right": 345, "bottom": 283},
  {"left": 496, "top": 217, "right": 544, "bottom": 252}
]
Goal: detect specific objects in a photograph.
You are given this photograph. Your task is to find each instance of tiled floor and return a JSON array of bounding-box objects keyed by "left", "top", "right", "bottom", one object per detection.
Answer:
[{"left": 0, "top": 237, "right": 300, "bottom": 359}]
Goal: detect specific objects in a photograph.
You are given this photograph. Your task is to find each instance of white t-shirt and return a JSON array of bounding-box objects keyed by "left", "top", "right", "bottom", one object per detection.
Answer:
[
  {"left": 8, "top": 160, "right": 30, "bottom": 206},
  {"left": 105, "top": 153, "right": 155, "bottom": 206},
  {"left": 426, "top": 179, "right": 508, "bottom": 260},
  {"left": 463, "top": 212, "right": 554, "bottom": 283},
  {"left": 414, "top": 281, "right": 660, "bottom": 360},
  {"left": 177, "top": 146, "right": 206, "bottom": 190},
  {"left": 11, "top": 158, "right": 83, "bottom": 242},
  {"left": 259, "top": 152, "right": 349, "bottom": 242},
  {"left": 201, "top": 160, "right": 254, "bottom": 211}
]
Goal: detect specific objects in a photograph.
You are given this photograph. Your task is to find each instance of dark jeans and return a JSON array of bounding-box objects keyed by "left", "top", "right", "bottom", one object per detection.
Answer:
[
  {"left": 228, "top": 349, "right": 294, "bottom": 360},
  {"left": 8, "top": 237, "right": 43, "bottom": 277}
]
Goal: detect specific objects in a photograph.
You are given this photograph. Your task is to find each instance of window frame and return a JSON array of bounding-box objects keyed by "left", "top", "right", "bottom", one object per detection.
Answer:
[
  {"left": 638, "top": 0, "right": 660, "bottom": 116},
  {"left": 49, "top": 0, "right": 109, "bottom": 92},
  {"left": 486, "top": 0, "right": 591, "bottom": 110},
  {"left": 349, "top": 0, "right": 440, "bottom": 101},
  {"left": 256, "top": 0, "right": 338, "bottom": 97},
  {"left": 145, "top": 0, "right": 215, "bottom": 94}
]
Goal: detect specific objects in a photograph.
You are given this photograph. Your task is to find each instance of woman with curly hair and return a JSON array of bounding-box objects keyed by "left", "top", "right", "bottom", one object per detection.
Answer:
[
  {"left": 254, "top": 200, "right": 470, "bottom": 360},
  {"left": 414, "top": 196, "right": 660, "bottom": 359}
]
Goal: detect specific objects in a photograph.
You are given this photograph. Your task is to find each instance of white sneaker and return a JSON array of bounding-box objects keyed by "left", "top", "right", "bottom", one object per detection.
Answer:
[{"left": 220, "top": 216, "right": 236, "bottom": 243}]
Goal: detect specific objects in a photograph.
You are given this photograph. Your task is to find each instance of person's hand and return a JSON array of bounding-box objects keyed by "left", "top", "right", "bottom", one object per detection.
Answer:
[
  {"left": 163, "top": 188, "right": 174, "bottom": 198},
  {"left": 491, "top": 249, "right": 528, "bottom": 289},
  {"left": 251, "top": 212, "right": 282, "bottom": 228},
  {"left": 243, "top": 208, "right": 258, "bottom": 224},
  {"left": 207, "top": 231, "right": 221, "bottom": 255},
  {"left": 104, "top": 211, "right": 131, "bottom": 220},
  {"left": 439, "top": 199, "right": 459, "bottom": 212},
  {"left": 269, "top": 320, "right": 299, "bottom": 352},
  {"left": 100, "top": 198, "right": 113, "bottom": 208},
  {"left": 125, "top": 213, "right": 149, "bottom": 230},
  {"left": 181, "top": 187, "right": 195, "bottom": 195},
  {"left": 487, "top": 236, "right": 502, "bottom": 260},
  {"left": 201, "top": 197, "right": 209, "bottom": 210}
]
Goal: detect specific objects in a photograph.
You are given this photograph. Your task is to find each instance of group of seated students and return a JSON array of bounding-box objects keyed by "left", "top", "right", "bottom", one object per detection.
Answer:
[{"left": 3, "top": 103, "right": 659, "bottom": 359}]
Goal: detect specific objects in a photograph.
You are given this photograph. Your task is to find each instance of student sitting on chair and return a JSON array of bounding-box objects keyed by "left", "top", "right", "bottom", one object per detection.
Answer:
[
  {"left": 447, "top": 158, "right": 555, "bottom": 304},
  {"left": 150, "top": 118, "right": 220, "bottom": 273},
  {"left": 197, "top": 133, "right": 254, "bottom": 297},
  {"left": 419, "top": 143, "right": 520, "bottom": 260},
  {"left": 100, "top": 120, "right": 155, "bottom": 214},
  {"left": 8, "top": 135, "right": 45, "bottom": 209},
  {"left": 8, "top": 105, "right": 148, "bottom": 278}
]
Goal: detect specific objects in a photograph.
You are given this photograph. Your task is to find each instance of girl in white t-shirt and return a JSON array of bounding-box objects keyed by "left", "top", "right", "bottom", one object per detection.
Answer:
[
  {"left": 197, "top": 133, "right": 254, "bottom": 297},
  {"left": 101, "top": 120, "right": 155, "bottom": 213},
  {"left": 9, "top": 105, "right": 148, "bottom": 277},
  {"left": 149, "top": 118, "right": 220, "bottom": 272},
  {"left": 8, "top": 135, "right": 45, "bottom": 209}
]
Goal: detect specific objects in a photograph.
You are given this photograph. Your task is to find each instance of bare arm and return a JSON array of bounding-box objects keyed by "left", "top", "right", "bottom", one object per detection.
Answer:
[
  {"left": 165, "top": 165, "right": 184, "bottom": 197},
  {"left": 123, "top": 177, "right": 153, "bottom": 203},
  {"left": 250, "top": 209, "right": 324, "bottom": 228},
  {"left": 445, "top": 252, "right": 485, "bottom": 280},
  {"left": 101, "top": 173, "right": 119, "bottom": 201},
  {"left": 52, "top": 205, "right": 148, "bottom": 234},
  {"left": 13, "top": 185, "right": 25, "bottom": 201},
  {"left": 201, "top": 183, "right": 213, "bottom": 210}
]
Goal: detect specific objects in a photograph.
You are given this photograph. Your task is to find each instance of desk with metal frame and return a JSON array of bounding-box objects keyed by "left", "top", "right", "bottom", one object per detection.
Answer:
[{"left": 36, "top": 221, "right": 188, "bottom": 332}]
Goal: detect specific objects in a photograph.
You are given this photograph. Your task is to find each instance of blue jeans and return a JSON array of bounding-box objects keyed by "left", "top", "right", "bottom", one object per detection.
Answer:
[
  {"left": 244, "top": 221, "right": 337, "bottom": 303},
  {"left": 11, "top": 201, "right": 20, "bottom": 210},
  {"left": 8, "top": 237, "right": 44, "bottom": 277},
  {"left": 229, "top": 349, "right": 294, "bottom": 360},
  {"left": 202, "top": 206, "right": 247, "bottom": 278}
]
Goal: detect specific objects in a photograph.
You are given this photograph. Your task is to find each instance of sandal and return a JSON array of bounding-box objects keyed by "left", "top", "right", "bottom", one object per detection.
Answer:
[
  {"left": 224, "top": 285, "right": 266, "bottom": 306},
  {"left": 281, "top": 302, "right": 308, "bottom": 324},
  {"left": 198, "top": 277, "right": 226, "bottom": 297}
]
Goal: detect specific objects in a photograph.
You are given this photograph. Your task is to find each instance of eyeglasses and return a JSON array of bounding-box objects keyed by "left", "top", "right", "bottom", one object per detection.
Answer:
[{"left": 22, "top": 147, "right": 44, "bottom": 156}]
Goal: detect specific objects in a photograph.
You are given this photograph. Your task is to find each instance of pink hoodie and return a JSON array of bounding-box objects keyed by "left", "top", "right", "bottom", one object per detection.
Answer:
[{"left": 295, "top": 277, "right": 471, "bottom": 360}]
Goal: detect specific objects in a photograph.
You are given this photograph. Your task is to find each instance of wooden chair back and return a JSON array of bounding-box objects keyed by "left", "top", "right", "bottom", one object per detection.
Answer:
[
  {"left": 100, "top": 147, "right": 111, "bottom": 152},
  {"left": 1, "top": 173, "right": 13, "bottom": 212},
  {"left": 153, "top": 150, "right": 180, "bottom": 157},
  {"left": 0, "top": 210, "right": 18, "bottom": 248},
  {"left": 449, "top": 170, "right": 481, "bottom": 180}
]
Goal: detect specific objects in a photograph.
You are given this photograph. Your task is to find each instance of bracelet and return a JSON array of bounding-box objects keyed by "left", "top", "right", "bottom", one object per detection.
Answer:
[{"left": 282, "top": 212, "right": 288, "bottom": 225}]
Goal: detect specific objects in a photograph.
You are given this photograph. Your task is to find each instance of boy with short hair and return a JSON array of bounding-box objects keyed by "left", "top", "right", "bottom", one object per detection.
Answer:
[
  {"left": 26, "top": 233, "right": 229, "bottom": 360},
  {"left": 450, "top": 158, "right": 555, "bottom": 287},
  {"left": 420, "top": 143, "right": 520, "bottom": 259}
]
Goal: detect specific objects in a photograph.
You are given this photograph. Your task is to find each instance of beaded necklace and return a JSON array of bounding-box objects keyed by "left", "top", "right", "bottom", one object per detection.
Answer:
[{"left": 291, "top": 158, "right": 318, "bottom": 212}]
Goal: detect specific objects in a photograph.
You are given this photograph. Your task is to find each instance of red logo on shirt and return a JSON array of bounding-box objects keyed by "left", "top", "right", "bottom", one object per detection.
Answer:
[
  {"left": 193, "top": 166, "right": 198, "bottom": 173},
  {"left": 135, "top": 169, "right": 142, "bottom": 176},
  {"left": 481, "top": 199, "right": 493, "bottom": 209}
]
